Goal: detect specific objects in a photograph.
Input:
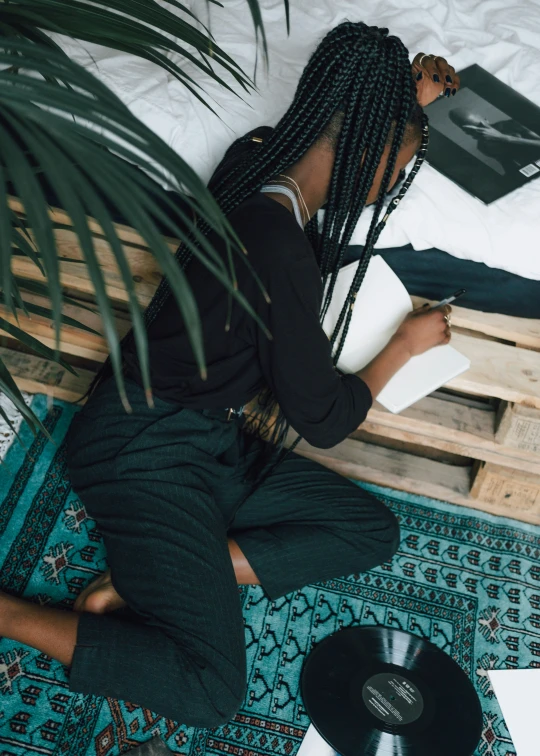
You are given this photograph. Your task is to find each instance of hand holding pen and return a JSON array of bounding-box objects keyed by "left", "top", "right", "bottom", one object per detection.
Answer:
[{"left": 428, "top": 289, "right": 466, "bottom": 329}]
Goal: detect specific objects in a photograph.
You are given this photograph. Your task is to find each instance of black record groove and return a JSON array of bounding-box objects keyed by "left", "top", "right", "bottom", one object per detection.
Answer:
[{"left": 301, "top": 627, "right": 482, "bottom": 756}]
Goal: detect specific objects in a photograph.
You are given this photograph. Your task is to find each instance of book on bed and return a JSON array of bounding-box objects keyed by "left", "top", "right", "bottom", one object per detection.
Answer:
[
  {"left": 424, "top": 64, "right": 540, "bottom": 204},
  {"left": 322, "top": 257, "right": 470, "bottom": 414}
]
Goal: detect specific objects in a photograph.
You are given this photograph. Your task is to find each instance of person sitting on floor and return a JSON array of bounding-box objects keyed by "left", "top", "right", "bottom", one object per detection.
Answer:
[{"left": 0, "top": 26, "right": 457, "bottom": 725}]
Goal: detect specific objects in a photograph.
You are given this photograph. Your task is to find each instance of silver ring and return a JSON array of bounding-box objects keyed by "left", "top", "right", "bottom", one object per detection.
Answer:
[{"left": 444, "top": 314, "right": 452, "bottom": 328}]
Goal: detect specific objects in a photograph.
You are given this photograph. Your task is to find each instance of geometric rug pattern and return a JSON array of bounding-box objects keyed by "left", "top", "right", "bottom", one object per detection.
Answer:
[{"left": 2, "top": 393, "right": 538, "bottom": 755}]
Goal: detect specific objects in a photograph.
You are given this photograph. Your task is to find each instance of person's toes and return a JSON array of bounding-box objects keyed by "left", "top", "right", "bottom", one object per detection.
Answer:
[
  {"left": 81, "top": 589, "right": 111, "bottom": 614},
  {"left": 73, "top": 569, "right": 113, "bottom": 613},
  {"left": 74, "top": 584, "right": 94, "bottom": 612},
  {"left": 76, "top": 576, "right": 127, "bottom": 615}
]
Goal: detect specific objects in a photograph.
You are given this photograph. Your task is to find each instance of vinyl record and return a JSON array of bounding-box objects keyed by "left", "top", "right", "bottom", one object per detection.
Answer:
[{"left": 301, "top": 627, "right": 482, "bottom": 756}]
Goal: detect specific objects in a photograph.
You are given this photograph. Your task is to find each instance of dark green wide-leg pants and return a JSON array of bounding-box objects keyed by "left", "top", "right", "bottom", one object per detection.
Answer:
[{"left": 65, "top": 377, "right": 399, "bottom": 726}]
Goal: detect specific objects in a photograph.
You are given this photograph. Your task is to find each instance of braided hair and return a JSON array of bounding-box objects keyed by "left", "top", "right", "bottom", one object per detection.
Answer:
[{"left": 86, "top": 21, "right": 429, "bottom": 478}]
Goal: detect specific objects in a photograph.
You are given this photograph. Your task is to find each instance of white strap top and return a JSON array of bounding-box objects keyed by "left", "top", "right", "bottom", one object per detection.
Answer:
[{"left": 260, "top": 184, "right": 304, "bottom": 227}]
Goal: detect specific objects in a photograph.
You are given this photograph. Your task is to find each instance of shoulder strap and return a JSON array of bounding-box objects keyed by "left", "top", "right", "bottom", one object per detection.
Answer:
[{"left": 260, "top": 184, "right": 304, "bottom": 227}]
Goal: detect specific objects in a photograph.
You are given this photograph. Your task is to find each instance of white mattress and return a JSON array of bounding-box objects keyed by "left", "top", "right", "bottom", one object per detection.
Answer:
[{"left": 58, "top": 0, "right": 540, "bottom": 280}]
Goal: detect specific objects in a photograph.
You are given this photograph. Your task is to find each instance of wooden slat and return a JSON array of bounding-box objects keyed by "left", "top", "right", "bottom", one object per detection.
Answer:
[
  {"left": 364, "top": 395, "right": 540, "bottom": 475},
  {"left": 353, "top": 427, "right": 472, "bottom": 466},
  {"left": 24, "top": 229, "right": 168, "bottom": 265},
  {"left": 0, "top": 293, "right": 130, "bottom": 363},
  {"left": 0, "top": 347, "right": 92, "bottom": 403},
  {"left": 294, "top": 436, "right": 471, "bottom": 498},
  {"left": 294, "top": 436, "right": 540, "bottom": 525},
  {"left": 445, "top": 332, "right": 540, "bottom": 408},
  {"left": 12, "top": 255, "right": 159, "bottom": 307},
  {"left": 411, "top": 296, "right": 540, "bottom": 349},
  {"left": 12, "top": 226, "right": 168, "bottom": 306},
  {"left": 8, "top": 195, "right": 179, "bottom": 250}
]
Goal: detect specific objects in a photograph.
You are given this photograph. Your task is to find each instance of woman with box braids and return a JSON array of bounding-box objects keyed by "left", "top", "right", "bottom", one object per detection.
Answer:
[
  {"left": 86, "top": 22, "right": 430, "bottom": 473},
  {"left": 0, "top": 22, "right": 459, "bottom": 727}
]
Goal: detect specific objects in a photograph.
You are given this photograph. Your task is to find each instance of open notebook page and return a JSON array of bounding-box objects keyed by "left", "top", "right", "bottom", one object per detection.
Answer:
[
  {"left": 322, "top": 257, "right": 470, "bottom": 414},
  {"left": 296, "top": 724, "right": 338, "bottom": 756}
]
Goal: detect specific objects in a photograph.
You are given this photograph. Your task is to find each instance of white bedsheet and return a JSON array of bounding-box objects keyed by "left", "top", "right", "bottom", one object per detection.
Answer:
[{"left": 59, "top": 0, "right": 540, "bottom": 279}]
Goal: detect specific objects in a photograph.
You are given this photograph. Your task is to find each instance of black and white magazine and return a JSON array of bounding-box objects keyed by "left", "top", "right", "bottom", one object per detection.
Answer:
[{"left": 425, "top": 64, "right": 540, "bottom": 204}]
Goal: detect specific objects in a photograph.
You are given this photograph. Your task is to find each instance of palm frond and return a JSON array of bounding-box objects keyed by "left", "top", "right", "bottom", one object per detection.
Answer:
[
  {"left": 0, "top": 0, "right": 292, "bottom": 438},
  {"left": 0, "top": 39, "right": 268, "bottom": 423},
  {"left": 1, "top": 0, "right": 254, "bottom": 101}
]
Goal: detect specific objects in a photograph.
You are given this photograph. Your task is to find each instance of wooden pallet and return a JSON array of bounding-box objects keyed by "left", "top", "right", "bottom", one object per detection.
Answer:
[
  {"left": 294, "top": 436, "right": 540, "bottom": 525},
  {"left": 294, "top": 300, "right": 540, "bottom": 522},
  {"left": 4, "top": 197, "right": 540, "bottom": 522}
]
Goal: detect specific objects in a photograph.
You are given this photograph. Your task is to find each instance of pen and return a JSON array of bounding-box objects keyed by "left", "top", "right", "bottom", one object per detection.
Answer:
[{"left": 430, "top": 288, "right": 467, "bottom": 309}]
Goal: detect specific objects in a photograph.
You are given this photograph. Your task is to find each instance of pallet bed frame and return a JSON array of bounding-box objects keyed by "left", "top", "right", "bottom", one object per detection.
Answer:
[{"left": 5, "top": 199, "right": 540, "bottom": 523}]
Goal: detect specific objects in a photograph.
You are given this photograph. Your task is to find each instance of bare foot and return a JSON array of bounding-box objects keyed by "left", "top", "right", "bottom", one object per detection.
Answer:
[{"left": 74, "top": 569, "right": 127, "bottom": 614}]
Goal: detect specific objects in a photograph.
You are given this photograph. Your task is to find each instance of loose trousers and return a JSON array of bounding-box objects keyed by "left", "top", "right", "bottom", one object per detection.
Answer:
[{"left": 65, "top": 377, "right": 399, "bottom": 726}]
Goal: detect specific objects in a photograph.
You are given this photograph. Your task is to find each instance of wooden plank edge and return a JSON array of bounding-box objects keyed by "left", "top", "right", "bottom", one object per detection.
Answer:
[
  {"left": 364, "top": 406, "right": 540, "bottom": 475},
  {"left": 447, "top": 332, "right": 540, "bottom": 409},
  {"left": 8, "top": 195, "right": 179, "bottom": 251},
  {"left": 0, "top": 347, "right": 92, "bottom": 404},
  {"left": 294, "top": 436, "right": 540, "bottom": 525},
  {"left": 0, "top": 331, "right": 109, "bottom": 364}
]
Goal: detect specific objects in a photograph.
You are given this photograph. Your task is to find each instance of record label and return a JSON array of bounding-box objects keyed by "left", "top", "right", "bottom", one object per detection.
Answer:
[{"left": 361, "top": 672, "right": 424, "bottom": 725}]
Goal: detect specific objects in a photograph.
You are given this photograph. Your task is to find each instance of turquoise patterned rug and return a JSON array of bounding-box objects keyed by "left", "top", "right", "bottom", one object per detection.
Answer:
[{"left": 1, "top": 394, "right": 537, "bottom": 756}]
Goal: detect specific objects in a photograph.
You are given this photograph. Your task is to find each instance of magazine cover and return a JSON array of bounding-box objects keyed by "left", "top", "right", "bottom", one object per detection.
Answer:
[{"left": 425, "top": 64, "right": 540, "bottom": 203}]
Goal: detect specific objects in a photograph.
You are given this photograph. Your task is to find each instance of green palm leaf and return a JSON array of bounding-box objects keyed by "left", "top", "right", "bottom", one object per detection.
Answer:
[
  {"left": 2, "top": 296, "right": 101, "bottom": 335},
  {"left": 0, "top": 39, "right": 269, "bottom": 423},
  {"left": 0, "top": 0, "right": 291, "bottom": 439},
  {"left": 0, "top": 313, "right": 77, "bottom": 373},
  {"left": 1, "top": 0, "right": 254, "bottom": 102}
]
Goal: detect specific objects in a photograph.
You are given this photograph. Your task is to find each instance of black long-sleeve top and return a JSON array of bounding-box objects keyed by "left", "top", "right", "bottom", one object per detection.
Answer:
[{"left": 123, "top": 191, "right": 372, "bottom": 449}]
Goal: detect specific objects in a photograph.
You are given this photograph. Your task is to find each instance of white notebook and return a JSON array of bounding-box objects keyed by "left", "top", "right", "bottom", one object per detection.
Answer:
[
  {"left": 322, "top": 257, "right": 470, "bottom": 414},
  {"left": 297, "top": 724, "right": 338, "bottom": 756},
  {"left": 489, "top": 669, "right": 539, "bottom": 756}
]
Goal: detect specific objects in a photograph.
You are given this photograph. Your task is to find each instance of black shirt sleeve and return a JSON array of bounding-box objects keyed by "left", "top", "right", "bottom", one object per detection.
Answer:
[{"left": 253, "top": 241, "right": 373, "bottom": 448}]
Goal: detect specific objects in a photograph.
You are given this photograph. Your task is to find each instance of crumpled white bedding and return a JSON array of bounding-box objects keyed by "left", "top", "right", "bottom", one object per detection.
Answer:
[{"left": 60, "top": 0, "right": 540, "bottom": 279}]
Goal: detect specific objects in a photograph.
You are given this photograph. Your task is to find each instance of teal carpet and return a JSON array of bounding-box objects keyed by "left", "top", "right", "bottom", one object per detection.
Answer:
[{"left": 1, "top": 394, "right": 537, "bottom": 756}]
